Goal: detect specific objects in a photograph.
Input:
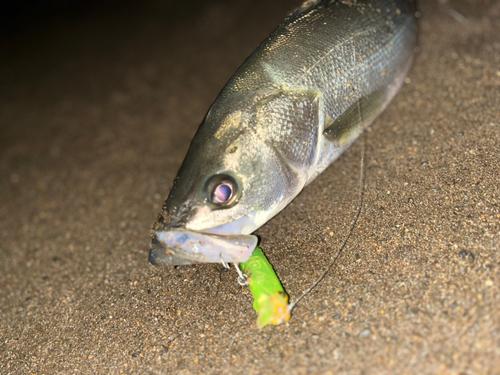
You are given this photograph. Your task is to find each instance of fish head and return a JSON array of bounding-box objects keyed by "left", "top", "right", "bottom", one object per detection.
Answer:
[{"left": 150, "top": 90, "right": 303, "bottom": 266}]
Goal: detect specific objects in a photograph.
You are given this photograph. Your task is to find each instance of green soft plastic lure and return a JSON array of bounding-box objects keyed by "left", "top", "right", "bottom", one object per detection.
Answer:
[{"left": 239, "top": 247, "right": 291, "bottom": 328}]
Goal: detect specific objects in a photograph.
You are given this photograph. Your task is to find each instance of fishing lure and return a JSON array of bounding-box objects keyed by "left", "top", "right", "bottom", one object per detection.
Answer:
[{"left": 239, "top": 247, "right": 291, "bottom": 328}]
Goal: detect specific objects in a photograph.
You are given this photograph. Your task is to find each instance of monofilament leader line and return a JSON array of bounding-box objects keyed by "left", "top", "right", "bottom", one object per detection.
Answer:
[{"left": 287, "top": 135, "right": 366, "bottom": 314}]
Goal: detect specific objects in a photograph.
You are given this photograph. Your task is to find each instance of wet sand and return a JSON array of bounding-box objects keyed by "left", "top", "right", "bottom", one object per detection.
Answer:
[{"left": 1, "top": 0, "right": 499, "bottom": 373}]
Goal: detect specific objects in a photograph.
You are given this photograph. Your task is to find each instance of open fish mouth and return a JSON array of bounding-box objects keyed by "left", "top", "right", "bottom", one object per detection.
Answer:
[{"left": 149, "top": 228, "right": 258, "bottom": 266}]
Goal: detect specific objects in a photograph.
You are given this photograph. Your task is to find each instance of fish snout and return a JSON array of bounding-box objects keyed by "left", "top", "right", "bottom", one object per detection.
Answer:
[{"left": 149, "top": 232, "right": 195, "bottom": 266}]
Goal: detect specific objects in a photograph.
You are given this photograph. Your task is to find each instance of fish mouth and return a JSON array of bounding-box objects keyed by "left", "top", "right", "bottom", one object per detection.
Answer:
[{"left": 149, "top": 228, "right": 258, "bottom": 266}]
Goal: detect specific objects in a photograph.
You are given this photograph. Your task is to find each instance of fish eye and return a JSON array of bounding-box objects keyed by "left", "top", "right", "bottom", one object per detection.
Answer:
[{"left": 206, "top": 175, "right": 239, "bottom": 207}]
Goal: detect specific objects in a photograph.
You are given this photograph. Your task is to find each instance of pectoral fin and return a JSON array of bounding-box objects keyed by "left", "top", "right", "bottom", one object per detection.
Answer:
[{"left": 324, "top": 89, "right": 387, "bottom": 147}]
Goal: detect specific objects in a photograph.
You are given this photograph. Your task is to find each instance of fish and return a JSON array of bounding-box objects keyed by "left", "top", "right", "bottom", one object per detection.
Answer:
[{"left": 149, "top": 0, "right": 417, "bottom": 266}]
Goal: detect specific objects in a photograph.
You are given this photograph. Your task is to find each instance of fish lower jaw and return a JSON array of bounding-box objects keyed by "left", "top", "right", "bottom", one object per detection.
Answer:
[{"left": 149, "top": 228, "right": 258, "bottom": 266}]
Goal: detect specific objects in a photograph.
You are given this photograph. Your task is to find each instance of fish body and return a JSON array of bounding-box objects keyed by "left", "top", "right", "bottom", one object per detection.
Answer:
[{"left": 150, "top": 0, "right": 417, "bottom": 266}]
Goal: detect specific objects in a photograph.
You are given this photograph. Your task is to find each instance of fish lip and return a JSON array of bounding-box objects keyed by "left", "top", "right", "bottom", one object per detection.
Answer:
[
  {"left": 149, "top": 228, "right": 258, "bottom": 266},
  {"left": 149, "top": 233, "right": 196, "bottom": 266}
]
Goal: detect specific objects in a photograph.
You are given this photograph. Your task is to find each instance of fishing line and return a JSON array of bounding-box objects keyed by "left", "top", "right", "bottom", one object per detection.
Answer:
[{"left": 287, "top": 135, "right": 366, "bottom": 313}]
